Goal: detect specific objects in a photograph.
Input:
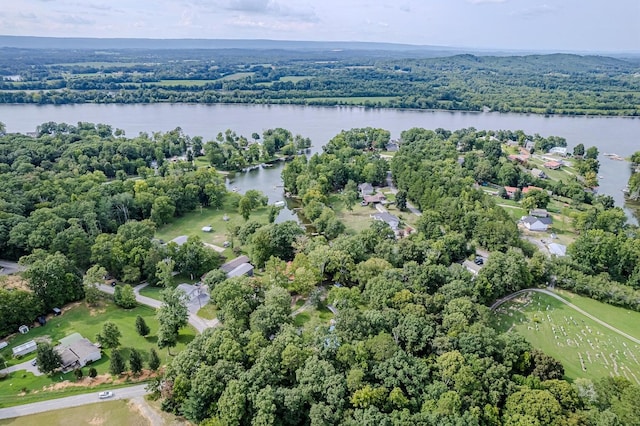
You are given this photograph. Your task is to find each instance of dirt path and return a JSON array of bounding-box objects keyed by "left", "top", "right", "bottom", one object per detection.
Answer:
[
  {"left": 492, "top": 288, "right": 640, "bottom": 345},
  {"left": 130, "top": 396, "right": 164, "bottom": 425}
]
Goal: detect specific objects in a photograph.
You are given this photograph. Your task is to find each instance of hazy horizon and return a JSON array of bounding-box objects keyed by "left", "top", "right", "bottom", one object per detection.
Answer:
[{"left": 2, "top": 0, "right": 639, "bottom": 53}]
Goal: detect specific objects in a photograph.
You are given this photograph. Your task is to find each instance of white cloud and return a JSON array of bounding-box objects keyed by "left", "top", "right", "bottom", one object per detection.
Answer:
[{"left": 511, "top": 4, "right": 557, "bottom": 18}]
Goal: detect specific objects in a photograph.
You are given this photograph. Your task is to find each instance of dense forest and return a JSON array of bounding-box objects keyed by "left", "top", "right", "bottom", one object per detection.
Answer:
[
  {"left": 1, "top": 48, "right": 639, "bottom": 115},
  {"left": 2, "top": 123, "right": 640, "bottom": 424}
]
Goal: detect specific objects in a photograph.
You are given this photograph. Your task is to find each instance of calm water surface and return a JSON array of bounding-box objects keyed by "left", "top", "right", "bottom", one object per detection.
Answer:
[{"left": 1, "top": 103, "right": 638, "bottom": 222}]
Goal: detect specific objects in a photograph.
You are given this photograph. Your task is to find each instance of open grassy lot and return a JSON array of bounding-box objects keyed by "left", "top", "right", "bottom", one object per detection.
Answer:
[
  {"left": 154, "top": 196, "right": 270, "bottom": 257},
  {"left": 494, "top": 291, "right": 640, "bottom": 383},
  {"left": 0, "top": 301, "right": 195, "bottom": 407},
  {"left": 0, "top": 399, "right": 149, "bottom": 426},
  {"left": 197, "top": 304, "right": 218, "bottom": 320},
  {"left": 328, "top": 191, "right": 418, "bottom": 234},
  {"left": 293, "top": 304, "right": 334, "bottom": 329},
  {"left": 138, "top": 274, "right": 200, "bottom": 301}
]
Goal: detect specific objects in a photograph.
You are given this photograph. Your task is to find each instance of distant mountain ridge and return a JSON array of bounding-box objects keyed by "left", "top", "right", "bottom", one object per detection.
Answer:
[{"left": 0, "top": 35, "right": 456, "bottom": 51}]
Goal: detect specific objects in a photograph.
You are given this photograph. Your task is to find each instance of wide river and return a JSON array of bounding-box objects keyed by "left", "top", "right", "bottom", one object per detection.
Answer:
[{"left": 1, "top": 103, "right": 638, "bottom": 222}]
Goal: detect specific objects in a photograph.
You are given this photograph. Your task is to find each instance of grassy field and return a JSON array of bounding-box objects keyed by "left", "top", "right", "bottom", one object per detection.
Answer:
[
  {"left": 328, "top": 190, "right": 418, "bottom": 234},
  {"left": 0, "top": 399, "right": 149, "bottom": 425},
  {"left": 154, "top": 196, "right": 271, "bottom": 257},
  {"left": 0, "top": 301, "right": 195, "bottom": 407},
  {"left": 197, "top": 304, "right": 218, "bottom": 320},
  {"left": 217, "top": 72, "right": 254, "bottom": 81},
  {"left": 156, "top": 79, "right": 216, "bottom": 87},
  {"left": 293, "top": 305, "right": 334, "bottom": 329},
  {"left": 494, "top": 291, "right": 640, "bottom": 383},
  {"left": 279, "top": 76, "right": 313, "bottom": 83}
]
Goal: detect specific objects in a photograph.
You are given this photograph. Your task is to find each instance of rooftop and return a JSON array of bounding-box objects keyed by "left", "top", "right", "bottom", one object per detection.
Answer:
[{"left": 221, "top": 255, "right": 251, "bottom": 273}]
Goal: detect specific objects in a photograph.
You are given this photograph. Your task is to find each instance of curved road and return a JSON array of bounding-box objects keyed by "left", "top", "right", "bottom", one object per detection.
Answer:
[
  {"left": 98, "top": 283, "right": 219, "bottom": 333},
  {"left": 492, "top": 288, "right": 640, "bottom": 345},
  {"left": 0, "top": 384, "right": 148, "bottom": 420}
]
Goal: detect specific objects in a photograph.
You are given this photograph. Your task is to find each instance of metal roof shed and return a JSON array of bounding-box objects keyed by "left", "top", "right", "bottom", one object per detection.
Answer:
[{"left": 12, "top": 340, "right": 37, "bottom": 357}]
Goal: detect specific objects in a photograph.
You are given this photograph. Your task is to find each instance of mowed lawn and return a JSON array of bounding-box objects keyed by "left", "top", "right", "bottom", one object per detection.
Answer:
[
  {"left": 154, "top": 197, "right": 271, "bottom": 256},
  {"left": 0, "top": 301, "right": 195, "bottom": 407},
  {"left": 494, "top": 291, "right": 640, "bottom": 383},
  {"left": 0, "top": 399, "right": 149, "bottom": 426}
]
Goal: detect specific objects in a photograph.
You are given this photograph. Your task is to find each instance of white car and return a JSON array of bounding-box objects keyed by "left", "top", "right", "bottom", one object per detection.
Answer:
[{"left": 98, "top": 391, "right": 114, "bottom": 399}]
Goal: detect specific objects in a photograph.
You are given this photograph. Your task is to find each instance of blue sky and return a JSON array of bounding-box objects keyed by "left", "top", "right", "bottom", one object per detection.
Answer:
[{"left": 2, "top": 0, "right": 639, "bottom": 52}]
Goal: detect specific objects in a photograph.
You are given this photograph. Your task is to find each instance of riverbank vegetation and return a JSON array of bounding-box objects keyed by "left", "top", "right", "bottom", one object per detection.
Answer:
[{"left": 1, "top": 48, "right": 640, "bottom": 115}]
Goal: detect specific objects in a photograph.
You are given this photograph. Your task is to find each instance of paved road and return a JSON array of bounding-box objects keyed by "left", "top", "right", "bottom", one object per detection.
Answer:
[
  {"left": 0, "top": 260, "right": 26, "bottom": 276},
  {"left": 0, "top": 359, "right": 42, "bottom": 377},
  {"left": 98, "top": 284, "right": 218, "bottom": 333},
  {"left": 492, "top": 288, "right": 640, "bottom": 346},
  {"left": 0, "top": 384, "right": 148, "bottom": 419},
  {"left": 385, "top": 172, "right": 422, "bottom": 216}
]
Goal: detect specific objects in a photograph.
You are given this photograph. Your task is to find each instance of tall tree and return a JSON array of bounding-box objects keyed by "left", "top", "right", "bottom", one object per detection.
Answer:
[
  {"left": 135, "top": 315, "right": 150, "bottom": 337},
  {"left": 96, "top": 321, "right": 122, "bottom": 349},
  {"left": 157, "top": 287, "right": 189, "bottom": 354},
  {"left": 148, "top": 348, "right": 161, "bottom": 371},
  {"left": 109, "top": 349, "right": 126, "bottom": 375},
  {"left": 36, "top": 342, "right": 62, "bottom": 375},
  {"left": 21, "top": 251, "right": 84, "bottom": 311},
  {"left": 114, "top": 284, "right": 137, "bottom": 308},
  {"left": 129, "top": 348, "right": 143, "bottom": 375},
  {"left": 83, "top": 265, "right": 107, "bottom": 306}
]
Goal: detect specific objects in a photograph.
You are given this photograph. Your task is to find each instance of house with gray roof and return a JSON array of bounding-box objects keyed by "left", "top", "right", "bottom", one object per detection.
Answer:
[
  {"left": 521, "top": 215, "right": 553, "bottom": 232},
  {"left": 371, "top": 212, "right": 400, "bottom": 231},
  {"left": 358, "top": 183, "right": 374, "bottom": 197},
  {"left": 221, "top": 255, "right": 254, "bottom": 278},
  {"left": 55, "top": 333, "right": 101, "bottom": 371}
]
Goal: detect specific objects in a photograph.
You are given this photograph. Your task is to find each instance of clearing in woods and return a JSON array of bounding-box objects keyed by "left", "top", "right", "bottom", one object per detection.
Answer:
[{"left": 494, "top": 290, "right": 640, "bottom": 382}]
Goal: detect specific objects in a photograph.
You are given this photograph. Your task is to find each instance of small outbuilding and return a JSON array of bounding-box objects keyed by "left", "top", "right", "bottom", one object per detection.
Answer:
[
  {"left": 201, "top": 226, "right": 213, "bottom": 232},
  {"left": 221, "top": 255, "right": 255, "bottom": 278},
  {"left": 548, "top": 243, "right": 567, "bottom": 257},
  {"left": 12, "top": 340, "right": 36, "bottom": 357},
  {"left": 52, "top": 307, "right": 62, "bottom": 316}
]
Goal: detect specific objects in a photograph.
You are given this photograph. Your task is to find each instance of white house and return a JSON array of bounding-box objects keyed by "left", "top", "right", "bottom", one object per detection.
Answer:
[
  {"left": 521, "top": 215, "right": 553, "bottom": 232},
  {"left": 548, "top": 147, "right": 568, "bottom": 156}
]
